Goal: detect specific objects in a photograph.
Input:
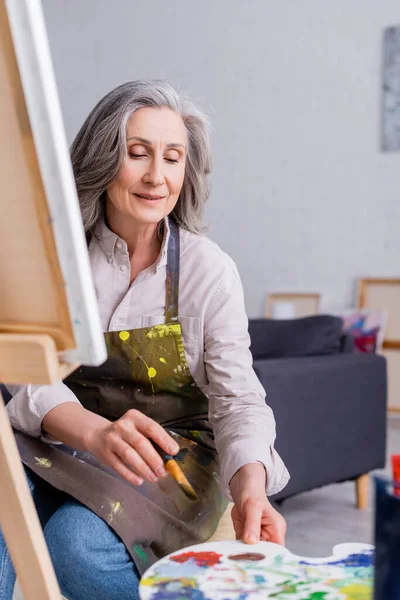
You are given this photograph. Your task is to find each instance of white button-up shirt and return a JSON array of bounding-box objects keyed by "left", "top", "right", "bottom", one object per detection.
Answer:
[{"left": 6, "top": 218, "right": 289, "bottom": 499}]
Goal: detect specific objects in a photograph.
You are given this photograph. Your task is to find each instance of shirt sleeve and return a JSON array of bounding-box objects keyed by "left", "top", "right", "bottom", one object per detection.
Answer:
[
  {"left": 204, "top": 263, "right": 290, "bottom": 501},
  {"left": 5, "top": 382, "right": 81, "bottom": 441}
]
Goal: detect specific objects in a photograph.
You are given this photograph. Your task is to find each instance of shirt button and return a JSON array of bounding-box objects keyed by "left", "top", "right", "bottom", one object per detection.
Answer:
[
  {"left": 120, "top": 265, "right": 127, "bottom": 272},
  {"left": 116, "top": 241, "right": 123, "bottom": 249}
]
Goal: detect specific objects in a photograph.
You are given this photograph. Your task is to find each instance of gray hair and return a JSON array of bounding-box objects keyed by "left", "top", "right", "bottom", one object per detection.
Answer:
[{"left": 70, "top": 80, "right": 211, "bottom": 235}]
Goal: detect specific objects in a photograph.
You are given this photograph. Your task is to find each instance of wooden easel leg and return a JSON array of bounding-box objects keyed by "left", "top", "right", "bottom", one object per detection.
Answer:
[
  {"left": 0, "top": 390, "right": 62, "bottom": 599},
  {"left": 355, "top": 474, "right": 369, "bottom": 510}
]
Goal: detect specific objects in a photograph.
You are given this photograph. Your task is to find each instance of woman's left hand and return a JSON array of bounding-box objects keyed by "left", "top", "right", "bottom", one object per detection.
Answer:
[{"left": 229, "top": 463, "right": 286, "bottom": 545}]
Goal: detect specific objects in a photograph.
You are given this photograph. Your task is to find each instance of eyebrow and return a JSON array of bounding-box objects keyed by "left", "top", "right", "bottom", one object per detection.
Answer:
[{"left": 127, "top": 135, "right": 186, "bottom": 149}]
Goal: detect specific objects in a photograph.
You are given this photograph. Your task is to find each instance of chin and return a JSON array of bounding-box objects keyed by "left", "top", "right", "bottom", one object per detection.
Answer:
[
  {"left": 130, "top": 205, "right": 169, "bottom": 226},
  {"left": 128, "top": 196, "right": 176, "bottom": 225}
]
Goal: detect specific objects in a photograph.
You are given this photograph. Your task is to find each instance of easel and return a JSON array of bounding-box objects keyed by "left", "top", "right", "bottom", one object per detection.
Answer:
[{"left": 0, "top": 1, "right": 105, "bottom": 597}]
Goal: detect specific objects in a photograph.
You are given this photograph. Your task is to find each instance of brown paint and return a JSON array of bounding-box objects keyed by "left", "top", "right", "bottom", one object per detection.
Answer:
[{"left": 228, "top": 552, "right": 265, "bottom": 562}]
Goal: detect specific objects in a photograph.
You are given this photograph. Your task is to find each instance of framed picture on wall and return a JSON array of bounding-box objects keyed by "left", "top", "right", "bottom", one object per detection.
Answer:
[
  {"left": 358, "top": 278, "right": 400, "bottom": 413},
  {"left": 382, "top": 25, "right": 400, "bottom": 151},
  {"left": 265, "top": 293, "right": 320, "bottom": 319},
  {"left": 358, "top": 278, "right": 400, "bottom": 348}
]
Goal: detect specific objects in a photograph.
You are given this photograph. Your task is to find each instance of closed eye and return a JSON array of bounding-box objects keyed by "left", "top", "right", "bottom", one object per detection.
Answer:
[{"left": 165, "top": 158, "right": 179, "bottom": 164}]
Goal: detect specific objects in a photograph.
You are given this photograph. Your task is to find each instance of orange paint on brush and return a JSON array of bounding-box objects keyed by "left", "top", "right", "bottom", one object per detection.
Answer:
[
  {"left": 392, "top": 455, "right": 400, "bottom": 497},
  {"left": 165, "top": 458, "right": 199, "bottom": 501},
  {"left": 165, "top": 459, "right": 188, "bottom": 485}
]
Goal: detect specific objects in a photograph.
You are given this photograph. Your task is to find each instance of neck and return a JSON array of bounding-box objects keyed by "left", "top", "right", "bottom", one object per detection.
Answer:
[{"left": 105, "top": 205, "right": 162, "bottom": 260}]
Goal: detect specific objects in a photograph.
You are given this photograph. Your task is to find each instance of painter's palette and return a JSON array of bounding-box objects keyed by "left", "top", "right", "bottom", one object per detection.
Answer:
[{"left": 139, "top": 540, "right": 374, "bottom": 599}]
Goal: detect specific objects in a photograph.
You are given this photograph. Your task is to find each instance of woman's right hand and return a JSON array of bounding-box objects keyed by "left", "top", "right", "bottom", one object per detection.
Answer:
[{"left": 85, "top": 409, "right": 180, "bottom": 486}]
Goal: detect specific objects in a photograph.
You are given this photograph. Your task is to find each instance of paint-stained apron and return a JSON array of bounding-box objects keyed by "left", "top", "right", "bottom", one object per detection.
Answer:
[{"left": 15, "top": 218, "right": 228, "bottom": 575}]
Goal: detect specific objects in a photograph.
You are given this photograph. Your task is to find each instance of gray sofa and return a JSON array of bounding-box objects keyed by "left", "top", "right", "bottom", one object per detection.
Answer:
[{"left": 248, "top": 315, "right": 387, "bottom": 506}]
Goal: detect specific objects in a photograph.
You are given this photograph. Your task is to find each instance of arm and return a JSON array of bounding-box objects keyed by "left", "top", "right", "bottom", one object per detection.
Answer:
[
  {"left": 41, "top": 403, "right": 179, "bottom": 486},
  {"left": 205, "top": 263, "right": 289, "bottom": 499},
  {"left": 204, "top": 262, "right": 289, "bottom": 543},
  {"left": 5, "top": 382, "right": 81, "bottom": 440},
  {"left": 6, "top": 383, "right": 179, "bottom": 486}
]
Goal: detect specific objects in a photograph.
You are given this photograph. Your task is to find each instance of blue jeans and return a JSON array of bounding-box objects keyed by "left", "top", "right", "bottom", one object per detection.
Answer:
[{"left": 0, "top": 466, "right": 140, "bottom": 600}]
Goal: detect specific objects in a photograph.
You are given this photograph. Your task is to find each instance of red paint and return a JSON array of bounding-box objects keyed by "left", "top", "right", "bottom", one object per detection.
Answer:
[
  {"left": 171, "top": 551, "right": 222, "bottom": 567},
  {"left": 392, "top": 455, "right": 400, "bottom": 497}
]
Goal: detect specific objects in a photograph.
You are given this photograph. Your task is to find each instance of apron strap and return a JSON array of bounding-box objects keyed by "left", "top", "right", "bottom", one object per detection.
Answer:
[{"left": 165, "top": 217, "right": 180, "bottom": 323}]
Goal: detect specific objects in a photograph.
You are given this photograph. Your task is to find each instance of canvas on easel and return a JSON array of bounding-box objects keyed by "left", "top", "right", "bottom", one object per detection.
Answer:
[{"left": 0, "top": 0, "right": 106, "bottom": 598}]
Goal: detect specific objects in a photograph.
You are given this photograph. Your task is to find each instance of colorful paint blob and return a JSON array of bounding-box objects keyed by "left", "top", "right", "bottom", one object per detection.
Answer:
[
  {"left": 171, "top": 551, "right": 222, "bottom": 567},
  {"left": 119, "top": 331, "right": 130, "bottom": 341},
  {"left": 139, "top": 541, "right": 374, "bottom": 600}
]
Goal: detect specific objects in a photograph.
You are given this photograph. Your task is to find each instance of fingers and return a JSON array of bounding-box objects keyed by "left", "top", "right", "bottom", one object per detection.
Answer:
[
  {"left": 262, "top": 514, "right": 286, "bottom": 546},
  {"left": 270, "top": 525, "right": 286, "bottom": 546},
  {"left": 259, "top": 509, "right": 287, "bottom": 545},
  {"left": 113, "top": 438, "right": 159, "bottom": 482},
  {"left": 242, "top": 500, "right": 262, "bottom": 544},
  {"left": 231, "top": 506, "right": 244, "bottom": 540},
  {"left": 108, "top": 451, "right": 144, "bottom": 487},
  {"left": 110, "top": 411, "right": 180, "bottom": 483},
  {"left": 134, "top": 412, "right": 180, "bottom": 455}
]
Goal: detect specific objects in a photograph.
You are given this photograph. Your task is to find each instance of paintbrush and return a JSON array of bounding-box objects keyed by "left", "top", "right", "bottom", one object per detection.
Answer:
[{"left": 152, "top": 442, "right": 199, "bottom": 502}]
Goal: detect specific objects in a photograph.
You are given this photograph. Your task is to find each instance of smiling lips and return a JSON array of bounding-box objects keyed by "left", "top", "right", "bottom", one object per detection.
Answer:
[{"left": 134, "top": 193, "right": 166, "bottom": 201}]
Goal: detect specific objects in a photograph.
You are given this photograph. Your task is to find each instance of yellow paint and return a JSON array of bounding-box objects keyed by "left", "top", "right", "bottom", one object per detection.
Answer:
[
  {"left": 159, "top": 357, "right": 167, "bottom": 364},
  {"left": 119, "top": 336, "right": 155, "bottom": 392},
  {"left": 34, "top": 457, "right": 52, "bottom": 468},
  {"left": 108, "top": 501, "right": 121, "bottom": 522},
  {"left": 340, "top": 583, "right": 372, "bottom": 599},
  {"left": 141, "top": 576, "right": 197, "bottom": 588},
  {"left": 146, "top": 323, "right": 181, "bottom": 339}
]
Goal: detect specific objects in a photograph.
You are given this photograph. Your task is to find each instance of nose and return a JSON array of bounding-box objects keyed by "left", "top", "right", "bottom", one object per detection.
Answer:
[{"left": 143, "top": 156, "right": 165, "bottom": 187}]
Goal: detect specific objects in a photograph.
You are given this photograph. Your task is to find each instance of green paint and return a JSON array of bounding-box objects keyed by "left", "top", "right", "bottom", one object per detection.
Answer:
[
  {"left": 132, "top": 544, "right": 147, "bottom": 562},
  {"left": 272, "top": 554, "right": 284, "bottom": 567},
  {"left": 269, "top": 580, "right": 325, "bottom": 598}
]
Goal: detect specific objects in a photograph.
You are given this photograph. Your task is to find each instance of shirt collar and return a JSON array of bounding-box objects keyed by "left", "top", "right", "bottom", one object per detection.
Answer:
[{"left": 93, "top": 217, "right": 170, "bottom": 270}]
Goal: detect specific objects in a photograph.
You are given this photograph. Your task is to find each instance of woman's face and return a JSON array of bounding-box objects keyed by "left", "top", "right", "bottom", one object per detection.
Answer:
[{"left": 107, "top": 107, "right": 187, "bottom": 226}]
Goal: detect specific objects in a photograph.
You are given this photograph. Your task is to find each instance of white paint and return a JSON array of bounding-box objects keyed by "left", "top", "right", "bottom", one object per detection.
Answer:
[
  {"left": 6, "top": 0, "right": 106, "bottom": 365},
  {"left": 41, "top": 0, "right": 400, "bottom": 317}
]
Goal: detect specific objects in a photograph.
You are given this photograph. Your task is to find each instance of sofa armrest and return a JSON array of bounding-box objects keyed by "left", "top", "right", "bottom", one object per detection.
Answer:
[{"left": 253, "top": 353, "right": 387, "bottom": 500}]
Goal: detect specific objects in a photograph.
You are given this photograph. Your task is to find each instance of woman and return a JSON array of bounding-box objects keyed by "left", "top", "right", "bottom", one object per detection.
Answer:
[{"left": 2, "top": 80, "right": 289, "bottom": 600}]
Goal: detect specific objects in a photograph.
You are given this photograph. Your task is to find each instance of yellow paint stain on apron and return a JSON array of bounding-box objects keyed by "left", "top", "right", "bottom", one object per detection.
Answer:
[
  {"left": 148, "top": 367, "right": 157, "bottom": 378},
  {"left": 119, "top": 331, "right": 130, "bottom": 341},
  {"left": 108, "top": 501, "right": 121, "bottom": 523},
  {"left": 34, "top": 457, "right": 52, "bottom": 468},
  {"left": 145, "top": 323, "right": 181, "bottom": 339},
  {"left": 159, "top": 357, "right": 167, "bottom": 364}
]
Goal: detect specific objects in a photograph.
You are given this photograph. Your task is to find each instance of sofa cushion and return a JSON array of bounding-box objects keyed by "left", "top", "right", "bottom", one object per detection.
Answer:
[{"left": 248, "top": 315, "right": 343, "bottom": 360}]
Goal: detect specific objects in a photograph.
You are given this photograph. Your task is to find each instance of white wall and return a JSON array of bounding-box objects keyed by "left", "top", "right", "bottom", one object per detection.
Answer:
[{"left": 42, "top": 0, "right": 400, "bottom": 316}]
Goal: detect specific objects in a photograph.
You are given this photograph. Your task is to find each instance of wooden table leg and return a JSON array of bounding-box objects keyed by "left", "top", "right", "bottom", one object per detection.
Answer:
[
  {"left": 355, "top": 473, "right": 369, "bottom": 510},
  {"left": 0, "top": 390, "right": 62, "bottom": 599}
]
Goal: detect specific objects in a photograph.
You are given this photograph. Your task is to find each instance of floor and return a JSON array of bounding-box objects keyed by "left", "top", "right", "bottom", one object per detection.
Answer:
[
  {"left": 13, "top": 416, "right": 399, "bottom": 599},
  {"left": 280, "top": 414, "right": 399, "bottom": 558}
]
